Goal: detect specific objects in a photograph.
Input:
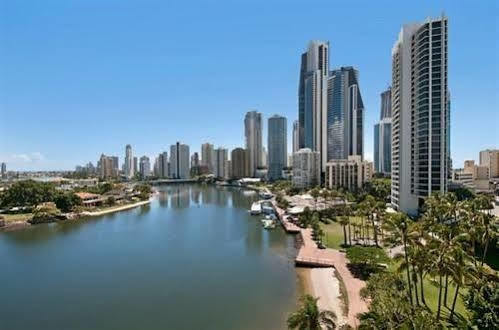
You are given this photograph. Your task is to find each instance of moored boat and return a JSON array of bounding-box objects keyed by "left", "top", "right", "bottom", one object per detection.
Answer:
[{"left": 250, "top": 202, "right": 262, "bottom": 215}]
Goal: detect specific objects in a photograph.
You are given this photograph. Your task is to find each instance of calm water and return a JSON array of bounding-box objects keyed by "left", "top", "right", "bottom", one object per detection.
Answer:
[{"left": 0, "top": 184, "right": 301, "bottom": 330}]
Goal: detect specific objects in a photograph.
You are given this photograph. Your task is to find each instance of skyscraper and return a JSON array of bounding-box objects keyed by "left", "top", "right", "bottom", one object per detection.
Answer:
[
  {"left": 214, "top": 147, "right": 228, "bottom": 178},
  {"left": 124, "top": 144, "right": 133, "bottom": 179},
  {"left": 327, "top": 66, "right": 365, "bottom": 162},
  {"left": 231, "top": 148, "right": 249, "bottom": 179},
  {"left": 391, "top": 15, "right": 450, "bottom": 215},
  {"left": 292, "top": 120, "right": 299, "bottom": 153},
  {"left": 244, "top": 110, "right": 262, "bottom": 177},
  {"left": 191, "top": 152, "right": 200, "bottom": 168},
  {"left": 170, "top": 142, "right": 190, "bottom": 179},
  {"left": 298, "top": 40, "right": 329, "bottom": 173},
  {"left": 157, "top": 152, "right": 169, "bottom": 178},
  {"left": 201, "top": 143, "right": 215, "bottom": 174},
  {"left": 1, "top": 162, "right": 6, "bottom": 179},
  {"left": 292, "top": 148, "right": 320, "bottom": 188},
  {"left": 479, "top": 149, "right": 499, "bottom": 178},
  {"left": 111, "top": 156, "right": 119, "bottom": 173},
  {"left": 374, "top": 88, "right": 392, "bottom": 175},
  {"left": 99, "top": 154, "right": 116, "bottom": 179},
  {"left": 268, "top": 115, "right": 287, "bottom": 181},
  {"left": 139, "top": 156, "right": 151, "bottom": 178}
]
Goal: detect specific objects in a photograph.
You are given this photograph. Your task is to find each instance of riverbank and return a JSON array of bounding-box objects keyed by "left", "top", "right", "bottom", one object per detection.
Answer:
[
  {"left": 271, "top": 198, "right": 367, "bottom": 328},
  {"left": 1, "top": 199, "right": 153, "bottom": 232},
  {"left": 299, "top": 267, "right": 347, "bottom": 327},
  {"left": 80, "top": 199, "right": 151, "bottom": 217}
]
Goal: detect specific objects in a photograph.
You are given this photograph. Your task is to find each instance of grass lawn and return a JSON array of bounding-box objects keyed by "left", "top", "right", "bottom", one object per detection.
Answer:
[
  {"left": 388, "top": 261, "right": 469, "bottom": 322},
  {"left": 321, "top": 221, "right": 345, "bottom": 249},
  {"left": 321, "top": 216, "right": 366, "bottom": 250},
  {"left": 1, "top": 213, "right": 33, "bottom": 223}
]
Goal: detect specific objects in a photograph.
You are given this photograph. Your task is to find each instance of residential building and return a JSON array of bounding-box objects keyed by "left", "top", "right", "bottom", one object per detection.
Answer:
[
  {"left": 111, "top": 156, "right": 119, "bottom": 173},
  {"left": 451, "top": 169, "right": 474, "bottom": 189},
  {"left": 374, "top": 88, "right": 392, "bottom": 175},
  {"left": 133, "top": 157, "right": 138, "bottom": 176},
  {"left": 1, "top": 162, "right": 6, "bottom": 178},
  {"left": 139, "top": 156, "right": 151, "bottom": 178},
  {"left": 224, "top": 160, "right": 232, "bottom": 180},
  {"left": 390, "top": 16, "right": 450, "bottom": 216},
  {"left": 327, "top": 66, "right": 365, "bottom": 162},
  {"left": 201, "top": 143, "right": 215, "bottom": 174},
  {"left": 268, "top": 115, "right": 287, "bottom": 181},
  {"left": 325, "top": 155, "right": 373, "bottom": 191},
  {"left": 157, "top": 152, "right": 169, "bottom": 178},
  {"left": 292, "top": 148, "right": 320, "bottom": 188},
  {"left": 124, "top": 144, "right": 133, "bottom": 179},
  {"left": 99, "top": 154, "right": 116, "bottom": 179},
  {"left": 292, "top": 120, "right": 299, "bottom": 153},
  {"left": 298, "top": 40, "right": 329, "bottom": 174},
  {"left": 479, "top": 149, "right": 499, "bottom": 178},
  {"left": 231, "top": 148, "right": 249, "bottom": 179},
  {"left": 261, "top": 147, "right": 267, "bottom": 168},
  {"left": 214, "top": 147, "right": 228, "bottom": 178},
  {"left": 244, "top": 110, "right": 263, "bottom": 177},
  {"left": 170, "top": 142, "right": 190, "bottom": 179},
  {"left": 191, "top": 152, "right": 200, "bottom": 168}
]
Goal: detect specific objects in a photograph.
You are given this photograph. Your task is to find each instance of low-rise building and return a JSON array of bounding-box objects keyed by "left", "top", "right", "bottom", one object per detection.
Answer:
[
  {"left": 451, "top": 169, "right": 474, "bottom": 189},
  {"left": 292, "top": 148, "right": 320, "bottom": 189},
  {"left": 325, "top": 155, "right": 373, "bottom": 191}
]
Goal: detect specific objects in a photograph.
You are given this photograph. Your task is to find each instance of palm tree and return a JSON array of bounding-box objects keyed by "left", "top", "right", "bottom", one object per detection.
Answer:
[
  {"left": 383, "top": 212, "right": 414, "bottom": 306},
  {"left": 339, "top": 215, "right": 350, "bottom": 247},
  {"left": 287, "top": 294, "right": 337, "bottom": 330},
  {"left": 448, "top": 245, "right": 468, "bottom": 322}
]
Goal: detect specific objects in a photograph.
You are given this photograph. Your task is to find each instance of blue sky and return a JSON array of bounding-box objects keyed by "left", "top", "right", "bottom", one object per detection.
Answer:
[{"left": 1, "top": 0, "right": 498, "bottom": 171}]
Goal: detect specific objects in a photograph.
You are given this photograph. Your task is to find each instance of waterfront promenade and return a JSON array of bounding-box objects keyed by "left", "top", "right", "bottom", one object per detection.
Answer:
[{"left": 272, "top": 200, "right": 367, "bottom": 327}]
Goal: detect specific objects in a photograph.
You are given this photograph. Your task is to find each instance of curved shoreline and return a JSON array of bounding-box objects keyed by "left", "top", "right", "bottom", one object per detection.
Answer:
[{"left": 80, "top": 199, "right": 151, "bottom": 217}]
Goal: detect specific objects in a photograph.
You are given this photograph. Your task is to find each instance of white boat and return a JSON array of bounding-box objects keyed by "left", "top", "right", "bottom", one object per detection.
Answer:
[
  {"left": 259, "top": 191, "right": 273, "bottom": 199},
  {"left": 262, "top": 203, "right": 274, "bottom": 215},
  {"left": 261, "top": 219, "right": 276, "bottom": 229},
  {"left": 250, "top": 202, "right": 262, "bottom": 215}
]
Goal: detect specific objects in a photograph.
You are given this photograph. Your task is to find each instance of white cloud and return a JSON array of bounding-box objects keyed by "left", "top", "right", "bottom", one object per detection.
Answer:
[
  {"left": 12, "top": 152, "right": 45, "bottom": 163},
  {"left": 365, "top": 152, "right": 373, "bottom": 162}
]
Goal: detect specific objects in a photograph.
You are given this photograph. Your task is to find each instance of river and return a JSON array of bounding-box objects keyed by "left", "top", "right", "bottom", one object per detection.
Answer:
[{"left": 0, "top": 184, "right": 303, "bottom": 330}]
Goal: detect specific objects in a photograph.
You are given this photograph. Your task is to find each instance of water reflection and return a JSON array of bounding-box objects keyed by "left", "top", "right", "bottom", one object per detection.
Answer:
[{"left": 0, "top": 183, "right": 300, "bottom": 330}]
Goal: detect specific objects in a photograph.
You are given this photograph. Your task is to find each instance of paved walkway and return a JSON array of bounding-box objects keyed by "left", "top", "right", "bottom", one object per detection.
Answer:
[
  {"left": 298, "top": 229, "right": 367, "bottom": 327},
  {"left": 272, "top": 200, "right": 368, "bottom": 327}
]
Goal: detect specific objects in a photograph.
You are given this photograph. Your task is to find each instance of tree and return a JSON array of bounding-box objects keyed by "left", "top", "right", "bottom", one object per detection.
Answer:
[
  {"left": 465, "top": 278, "right": 499, "bottom": 329},
  {"left": 134, "top": 184, "right": 152, "bottom": 200},
  {"left": 106, "top": 196, "right": 116, "bottom": 206},
  {"left": 346, "top": 246, "right": 389, "bottom": 279},
  {"left": 383, "top": 212, "right": 414, "bottom": 306},
  {"left": 339, "top": 216, "right": 350, "bottom": 247},
  {"left": 287, "top": 294, "right": 337, "bottom": 330},
  {"left": 310, "top": 188, "right": 321, "bottom": 211},
  {"left": 359, "top": 272, "right": 443, "bottom": 329},
  {"left": 54, "top": 192, "right": 82, "bottom": 213},
  {"left": 0, "top": 180, "right": 57, "bottom": 208}
]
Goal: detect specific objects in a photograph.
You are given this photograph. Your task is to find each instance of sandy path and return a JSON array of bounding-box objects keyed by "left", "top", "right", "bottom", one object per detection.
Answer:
[
  {"left": 81, "top": 200, "right": 151, "bottom": 216},
  {"left": 309, "top": 268, "right": 346, "bottom": 327}
]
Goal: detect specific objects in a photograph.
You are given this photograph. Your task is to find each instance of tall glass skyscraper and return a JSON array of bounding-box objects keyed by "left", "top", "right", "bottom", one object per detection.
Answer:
[
  {"left": 268, "top": 115, "right": 287, "bottom": 181},
  {"left": 391, "top": 15, "right": 449, "bottom": 215},
  {"left": 327, "top": 66, "right": 364, "bottom": 162},
  {"left": 374, "top": 88, "right": 392, "bottom": 175},
  {"left": 298, "top": 41, "right": 329, "bottom": 174}
]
